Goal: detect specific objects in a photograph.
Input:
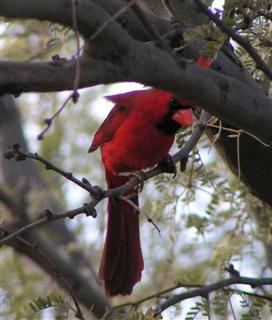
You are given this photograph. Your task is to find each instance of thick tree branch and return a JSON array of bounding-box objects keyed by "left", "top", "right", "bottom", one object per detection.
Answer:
[
  {"left": 1, "top": 59, "right": 272, "bottom": 146},
  {"left": 0, "top": 1, "right": 272, "bottom": 143}
]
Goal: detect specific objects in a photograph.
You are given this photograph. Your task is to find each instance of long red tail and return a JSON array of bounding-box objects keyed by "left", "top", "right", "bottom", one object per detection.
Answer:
[{"left": 99, "top": 168, "right": 144, "bottom": 296}]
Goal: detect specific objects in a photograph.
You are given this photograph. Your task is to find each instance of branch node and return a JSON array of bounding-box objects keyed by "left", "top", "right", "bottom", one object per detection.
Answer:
[
  {"left": 82, "top": 177, "right": 91, "bottom": 185},
  {"left": 65, "top": 172, "right": 73, "bottom": 178},
  {"left": 3, "top": 150, "right": 15, "bottom": 159},
  {"left": 72, "top": 90, "right": 80, "bottom": 103},
  {"left": 15, "top": 153, "right": 26, "bottom": 161},
  {"left": 4, "top": 144, "right": 22, "bottom": 159},
  {"left": 90, "top": 186, "right": 105, "bottom": 199},
  {"left": 44, "top": 209, "right": 54, "bottom": 220},
  {"left": 224, "top": 263, "right": 240, "bottom": 277},
  {"left": 50, "top": 54, "right": 68, "bottom": 66},
  {"left": 44, "top": 118, "right": 52, "bottom": 125},
  {"left": 83, "top": 203, "right": 97, "bottom": 218}
]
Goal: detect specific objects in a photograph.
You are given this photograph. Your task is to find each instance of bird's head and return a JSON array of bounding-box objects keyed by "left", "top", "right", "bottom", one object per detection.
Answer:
[{"left": 106, "top": 89, "right": 193, "bottom": 136}]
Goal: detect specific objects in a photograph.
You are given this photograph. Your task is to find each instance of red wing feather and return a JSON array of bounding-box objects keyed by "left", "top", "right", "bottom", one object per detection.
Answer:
[{"left": 88, "top": 103, "right": 132, "bottom": 152}]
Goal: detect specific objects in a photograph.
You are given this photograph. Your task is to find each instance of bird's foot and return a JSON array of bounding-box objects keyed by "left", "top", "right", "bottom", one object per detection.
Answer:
[
  {"left": 158, "top": 154, "right": 177, "bottom": 178},
  {"left": 118, "top": 170, "right": 146, "bottom": 192}
]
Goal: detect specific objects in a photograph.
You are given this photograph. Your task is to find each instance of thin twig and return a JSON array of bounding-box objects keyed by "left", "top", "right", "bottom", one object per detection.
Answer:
[
  {"left": 4, "top": 144, "right": 97, "bottom": 195},
  {"left": 0, "top": 202, "right": 97, "bottom": 245},
  {"left": 206, "top": 294, "right": 211, "bottom": 320},
  {"left": 127, "top": 0, "right": 174, "bottom": 55},
  {"left": 90, "top": 0, "right": 139, "bottom": 41},
  {"left": 226, "top": 287, "right": 272, "bottom": 302},
  {"left": 71, "top": 0, "right": 81, "bottom": 94},
  {"left": 161, "top": 0, "right": 179, "bottom": 21},
  {"left": 228, "top": 296, "right": 237, "bottom": 320},
  {"left": 173, "top": 110, "right": 211, "bottom": 163},
  {"left": 207, "top": 123, "right": 270, "bottom": 147},
  {"left": 207, "top": 122, "right": 270, "bottom": 178},
  {"left": 193, "top": 0, "right": 272, "bottom": 80},
  {"left": 111, "top": 282, "right": 203, "bottom": 310},
  {"left": 119, "top": 195, "right": 161, "bottom": 236},
  {"left": 37, "top": 92, "right": 74, "bottom": 140},
  {"left": 37, "top": 0, "right": 81, "bottom": 141}
]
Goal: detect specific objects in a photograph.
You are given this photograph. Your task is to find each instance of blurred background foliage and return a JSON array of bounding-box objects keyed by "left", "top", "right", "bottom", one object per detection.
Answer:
[{"left": 1, "top": 1, "right": 272, "bottom": 319}]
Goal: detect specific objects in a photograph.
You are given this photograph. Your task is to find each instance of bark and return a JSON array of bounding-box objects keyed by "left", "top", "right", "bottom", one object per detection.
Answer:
[{"left": 0, "top": 1, "right": 272, "bottom": 143}]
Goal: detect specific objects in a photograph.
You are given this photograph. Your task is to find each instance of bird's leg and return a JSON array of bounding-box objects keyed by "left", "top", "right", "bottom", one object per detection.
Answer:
[
  {"left": 158, "top": 154, "right": 177, "bottom": 178},
  {"left": 118, "top": 170, "right": 146, "bottom": 192}
]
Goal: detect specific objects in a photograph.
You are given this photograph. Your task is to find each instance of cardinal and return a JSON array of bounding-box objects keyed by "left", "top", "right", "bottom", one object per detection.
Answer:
[{"left": 89, "top": 58, "right": 210, "bottom": 296}]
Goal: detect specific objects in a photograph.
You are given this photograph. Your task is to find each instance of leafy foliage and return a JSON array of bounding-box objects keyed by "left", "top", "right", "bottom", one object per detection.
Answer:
[
  {"left": 239, "top": 294, "right": 272, "bottom": 320},
  {"left": 185, "top": 298, "right": 210, "bottom": 320},
  {"left": 21, "top": 294, "right": 69, "bottom": 320}
]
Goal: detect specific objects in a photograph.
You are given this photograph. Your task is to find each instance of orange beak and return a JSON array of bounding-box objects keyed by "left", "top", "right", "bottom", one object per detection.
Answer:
[{"left": 172, "top": 108, "right": 193, "bottom": 127}]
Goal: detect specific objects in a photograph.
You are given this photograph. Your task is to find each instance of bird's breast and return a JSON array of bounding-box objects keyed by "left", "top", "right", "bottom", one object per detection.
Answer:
[{"left": 101, "top": 122, "right": 175, "bottom": 174}]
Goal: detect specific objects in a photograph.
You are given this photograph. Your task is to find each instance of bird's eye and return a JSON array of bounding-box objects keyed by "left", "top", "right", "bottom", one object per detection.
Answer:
[{"left": 169, "top": 97, "right": 179, "bottom": 108}]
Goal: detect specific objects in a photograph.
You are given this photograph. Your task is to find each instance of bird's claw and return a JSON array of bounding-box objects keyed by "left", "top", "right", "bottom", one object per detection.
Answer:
[
  {"left": 118, "top": 170, "right": 145, "bottom": 192},
  {"left": 158, "top": 154, "right": 177, "bottom": 178}
]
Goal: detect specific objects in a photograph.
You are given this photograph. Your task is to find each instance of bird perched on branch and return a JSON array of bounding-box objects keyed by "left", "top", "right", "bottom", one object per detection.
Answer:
[{"left": 89, "top": 58, "right": 210, "bottom": 296}]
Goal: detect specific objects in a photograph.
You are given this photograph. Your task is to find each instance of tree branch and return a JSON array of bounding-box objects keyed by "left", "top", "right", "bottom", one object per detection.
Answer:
[
  {"left": 0, "top": 1, "right": 272, "bottom": 143},
  {"left": 193, "top": 0, "right": 272, "bottom": 80},
  {"left": 156, "top": 275, "right": 272, "bottom": 315},
  {"left": 4, "top": 144, "right": 97, "bottom": 194},
  {"left": 0, "top": 202, "right": 97, "bottom": 246},
  {"left": 1, "top": 111, "right": 209, "bottom": 246}
]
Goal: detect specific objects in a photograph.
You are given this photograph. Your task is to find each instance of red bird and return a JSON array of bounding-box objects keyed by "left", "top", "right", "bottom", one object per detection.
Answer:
[
  {"left": 89, "top": 89, "right": 194, "bottom": 296},
  {"left": 89, "top": 57, "right": 211, "bottom": 296}
]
